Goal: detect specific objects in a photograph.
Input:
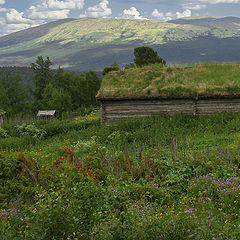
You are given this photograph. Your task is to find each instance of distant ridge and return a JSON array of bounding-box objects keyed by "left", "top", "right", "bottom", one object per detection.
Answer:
[
  {"left": 0, "top": 17, "right": 240, "bottom": 71},
  {"left": 168, "top": 16, "right": 240, "bottom": 27},
  {"left": 0, "top": 18, "right": 75, "bottom": 48}
]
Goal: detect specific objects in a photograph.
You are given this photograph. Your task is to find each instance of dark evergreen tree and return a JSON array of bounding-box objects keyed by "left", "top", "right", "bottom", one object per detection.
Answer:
[
  {"left": 30, "top": 56, "right": 102, "bottom": 113},
  {"left": 0, "top": 69, "right": 31, "bottom": 115},
  {"left": 134, "top": 46, "right": 166, "bottom": 67},
  {"left": 85, "top": 70, "right": 101, "bottom": 105},
  {"left": 31, "top": 56, "right": 53, "bottom": 107},
  {"left": 53, "top": 66, "right": 65, "bottom": 88}
]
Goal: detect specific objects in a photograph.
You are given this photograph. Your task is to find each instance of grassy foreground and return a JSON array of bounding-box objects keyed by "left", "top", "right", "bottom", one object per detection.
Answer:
[
  {"left": 1, "top": 112, "right": 240, "bottom": 239},
  {"left": 97, "top": 62, "right": 240, "bottom": 99}
]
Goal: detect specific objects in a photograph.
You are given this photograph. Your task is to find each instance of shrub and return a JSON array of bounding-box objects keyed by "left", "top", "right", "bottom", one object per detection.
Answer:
[
  {"left": 16, "top": 123, "right": 46, "bottom": 139},
  {"left": 0, "top": 153, "right": 36, "bottom": 208},
  {"left": 38, "top": 118, "right": 100, "bottom": 137},
  {"left": 0, "top": 127, "right": 8, "bottom": 138},
  {"left": 102, "top": 63, "right": 120, "bottom": 76}
]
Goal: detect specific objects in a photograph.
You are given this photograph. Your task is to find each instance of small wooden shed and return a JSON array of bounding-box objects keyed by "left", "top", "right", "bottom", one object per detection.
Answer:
[
  {"left": 96, "top": 63, "right": 240, "bottom": 125},
  {"left": 37, "top": 110, "right": 57, "bottom": 119},
  {"left": 0, "top": 109, "right": 6, "bottom": 126}
]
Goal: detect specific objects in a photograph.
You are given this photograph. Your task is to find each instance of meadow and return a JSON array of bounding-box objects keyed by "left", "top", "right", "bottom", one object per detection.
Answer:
[{"left": 0, "top": 111, "right": 240, "bottom": 239}]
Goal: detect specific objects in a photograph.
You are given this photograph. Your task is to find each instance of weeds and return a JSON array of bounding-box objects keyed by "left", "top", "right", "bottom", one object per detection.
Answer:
[{"left": 1, "top": 113, "right": 240, "bottom": 239}]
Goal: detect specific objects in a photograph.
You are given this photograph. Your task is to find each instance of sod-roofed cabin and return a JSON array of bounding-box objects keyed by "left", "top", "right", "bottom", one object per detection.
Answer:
[{"left": 96, "top": 62, "right": 240, "bottom": 125}]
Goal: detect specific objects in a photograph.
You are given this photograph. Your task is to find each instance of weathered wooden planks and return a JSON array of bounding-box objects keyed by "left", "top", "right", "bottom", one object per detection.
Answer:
[
  {"left": 197, "top": 99, "right": 240, "bottom": 114},
  {"left": 100, "top": 97, "right": 240, "bottom": 125}
]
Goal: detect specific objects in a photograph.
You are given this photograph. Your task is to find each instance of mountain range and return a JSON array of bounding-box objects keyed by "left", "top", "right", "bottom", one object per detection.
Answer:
[{"left": 1, "top": 17, "right": 240, "bottom": 71}]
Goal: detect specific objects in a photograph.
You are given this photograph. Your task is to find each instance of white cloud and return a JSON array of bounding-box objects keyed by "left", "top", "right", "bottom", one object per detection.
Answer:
[
  {"left": 182, "top": 4, "right": 206, "bottom": 10},
  {"left": 2, "top": 22, "right": 47, "bottom": 35},
  {"left": 4, "top": 23, "right": 32, "bottom": 33},
  {"left": 46, "top": 0, "right": 84, "bottom": 10},
  {"left": 191, "top": 4, "right": 206, "bottom": 10},
  {"left": 152, "top": 9, "right": 192, "bottom": 21},
  {"left": 120, "top": 6, "right": 147, "bottom": 20},
  {"left": 0, "top": 13, "right": 46, "bottom": 36},
  {"left": 0, "top": 16, "right": 5, "bottom": 24},
  {"left": 152, "top": 9, "right": 174, "bottom": 21},
  {"left": 0, "top": 6, "right": 50, "bottom": 36},
  {"left": 0, "top": 0, "right": 85, "bottom": 36},
  {"left": 26, "top": 0, "right": 84, "bottom": 20},
  {"left": 6, "top": 9, "right": 33, "bottom": 23},
  {"left": 80, "top": 0, "right": 112, "bottom": 18},
  {"left": 199, "top": 0, "right": 240, "bottom": 3},
  {"left": 0, "top": 7, "right": 6, "bottom": 12},
  {"left": 176, "top": 9, "right": 192, "bottom": 18},
  {"left": 152, "top": 9, "right": 164, "bottom": 18},
  {"left": 27, "top": 5, "right": 70, "bottom": 19}
]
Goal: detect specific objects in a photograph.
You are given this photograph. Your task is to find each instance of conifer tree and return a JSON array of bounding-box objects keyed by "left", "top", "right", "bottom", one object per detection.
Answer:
[{"left": 134, "top": 46, "right": 166, "bottom": 67}]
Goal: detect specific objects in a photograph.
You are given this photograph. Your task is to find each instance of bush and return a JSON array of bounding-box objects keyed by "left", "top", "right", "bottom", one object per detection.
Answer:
[
  {"left": 16, "top": 123, "right": 46, "bottom": 139},
  {"left": 102, "top": 63, "right": 120, "bottom": 76},
  {"left": 0, "top": 127, "right": 8, "bottom": 138},
  {"left": 0, "top": 153, "right": 36, "bottom": 208},
  {"left": 38, "top": 118, "right": 100, "bottom": 137}
]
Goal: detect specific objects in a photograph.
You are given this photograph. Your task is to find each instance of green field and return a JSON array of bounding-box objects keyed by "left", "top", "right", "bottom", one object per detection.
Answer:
[{"left": 1, "top": 111, "right": 240, "bottom": 239}]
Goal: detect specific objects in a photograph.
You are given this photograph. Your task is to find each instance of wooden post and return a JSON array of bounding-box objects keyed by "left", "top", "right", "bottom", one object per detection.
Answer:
[
  {"left": 193, "top": 99, "right": 197, "bottom": 115},
  {"left": 101, "top": 101, "right": 106, "bottom": 125}
]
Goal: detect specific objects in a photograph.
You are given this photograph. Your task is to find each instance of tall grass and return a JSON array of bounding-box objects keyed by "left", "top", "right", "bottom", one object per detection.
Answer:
[{"left": 1, "top": 113, "right": 240, "bottom": 239}]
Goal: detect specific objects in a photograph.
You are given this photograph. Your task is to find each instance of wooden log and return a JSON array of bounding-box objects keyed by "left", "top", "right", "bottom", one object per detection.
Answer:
[{"left": 100, "top": 97, "right": 240, "bottom": 124}]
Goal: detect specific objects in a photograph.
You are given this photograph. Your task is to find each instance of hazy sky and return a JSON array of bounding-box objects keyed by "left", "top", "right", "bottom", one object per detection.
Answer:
[{"left": 0, "top": 0, "right": 240, "bottom": 36}]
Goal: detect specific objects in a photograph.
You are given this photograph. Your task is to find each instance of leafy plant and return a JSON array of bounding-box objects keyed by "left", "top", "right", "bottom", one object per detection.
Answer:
[
  {"left": 102, "top": 62, "right": 120, "bottom": 76},
  {"left": 0, "top": 127, "right": 8, "bottom": 138},
  {"left": 2, "top": 113, "right": 240, "bottom": 239},
  {"left": 16, "top": 123, "right": 46, "bottom": 139}
]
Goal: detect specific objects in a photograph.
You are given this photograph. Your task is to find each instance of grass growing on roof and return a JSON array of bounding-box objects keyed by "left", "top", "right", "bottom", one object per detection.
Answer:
[{"left": 97, "top": 62, "right": 240, "bottom": 98}]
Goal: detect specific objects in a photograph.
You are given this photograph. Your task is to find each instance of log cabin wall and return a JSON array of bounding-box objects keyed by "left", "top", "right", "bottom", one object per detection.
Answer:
[
  {"left": 101, "top": 98, "right": 195, "bottom": 124},
  {"left": 100, "top": 97, "right": 240, "bottom": 125},
  {"left": 196, "top": 98, "right": 240, "bottom": 114}
]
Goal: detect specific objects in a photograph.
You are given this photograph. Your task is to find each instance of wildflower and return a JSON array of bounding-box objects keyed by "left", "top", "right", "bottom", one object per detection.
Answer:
[{"left": 184, "top": 208, "right": 193, "bottom": 213}]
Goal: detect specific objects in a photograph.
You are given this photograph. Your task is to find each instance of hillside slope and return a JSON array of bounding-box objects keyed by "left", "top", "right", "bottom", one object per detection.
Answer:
[{"left": 1, "top": 17, "right": 240, "bottom": 71}]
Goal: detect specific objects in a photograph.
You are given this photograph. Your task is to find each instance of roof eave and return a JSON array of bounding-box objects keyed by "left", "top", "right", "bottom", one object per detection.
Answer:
[{"left": 96, "top": 94, "right": 240, "bottom": 101}]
